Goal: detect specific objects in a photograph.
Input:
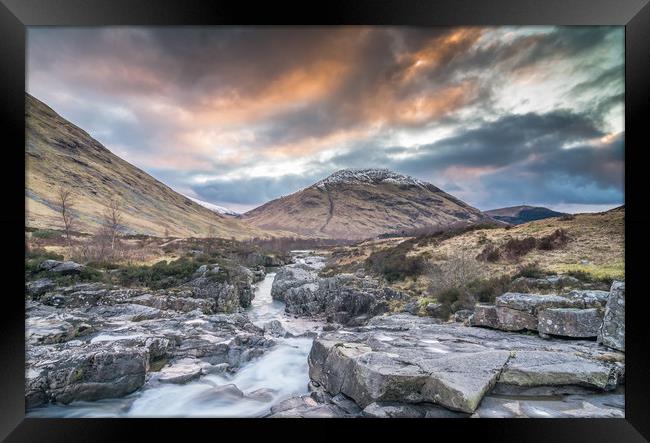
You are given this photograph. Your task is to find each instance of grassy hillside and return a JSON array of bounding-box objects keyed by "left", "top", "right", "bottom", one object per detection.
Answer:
[{"left": 25, "top": 93, "right": 274, "bottom": 239}]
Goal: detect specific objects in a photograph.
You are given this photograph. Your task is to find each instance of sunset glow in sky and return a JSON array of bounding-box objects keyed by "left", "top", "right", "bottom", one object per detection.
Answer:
[{"left": 27, "top": 26, "right": 624, "bottom": 213}]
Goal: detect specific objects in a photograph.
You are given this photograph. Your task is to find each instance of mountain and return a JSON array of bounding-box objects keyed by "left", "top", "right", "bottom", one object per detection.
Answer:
[
  {"left": 242, "top": 168, "right": 488, "bottom": 240},
  {"left": 25, "top": 93, "right": 268, "bottom": 239},
  {"left": 484, "top": 205, "right": 569, "bottom": 225},
  {"left": 185, "top": 196, "right": 239, "bottom": 216}
]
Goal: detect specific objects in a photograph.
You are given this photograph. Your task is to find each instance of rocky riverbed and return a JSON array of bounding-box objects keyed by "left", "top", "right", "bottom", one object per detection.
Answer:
[{"left": 25, "top": 252, "right": 625, "bottom": 418}]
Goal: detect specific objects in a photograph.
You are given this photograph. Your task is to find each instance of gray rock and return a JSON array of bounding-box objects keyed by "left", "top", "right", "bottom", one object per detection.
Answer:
[
  {"left": 26, "top": 278, "right": 56, "bottom": 298},
  {"left": 567, "top": 290, "right": 610, "bottom": 309},
  {"left": 157, "top": 358, "right": 206, "bottom": 384},
  {"left": 538, "top": 308, "right": 603, "bottom": 338},
  {"left": 262, "top": 320, "right": 289, "bottom": 338},
  {"left": 330, "top": 393, "right": 362, "bottom": 415},
  {"left": 471, "top": 304, "right": 537, "bottom": 331},
  {"left": 453, "top": 309, "right": 474, "bottom": 323},
  {"left": 247, "top": 387, "right": 277, "bottom": 402},
  {"left": 470, "top": 305, "right": 498, "bottom": 328},
  {"left": 307, "top": 314, "right": 623, "bottom": 415},
  {"left": 267, "top": 395, "right": 349, "bottom": 418},
  {"left": 38, "top": 260, "right": 86, "bottom": 274},
  {"left": 495, "top": 306, "right": 538, "bottom": 331},
  {"left": 362, "top": 401, "right": 468, "bottom": 418},
  {"left": 26, "top": 340, "right": 151, "bottom": 406},
  {"left": 496, "top": 292, "right": 582, "bottom": 315},
  {"left": 473, "top": 389, "right": 624, "bottom": 418},
  {"left": 598, "top": 281, "right": 625, "bottom": 352},
  {"left": 271, "top": 265, "right": 318, "bottom": 301},
  {"left": 498, "top": 351, "right": 620, "bottom": 390},
  {"left": 402, "top": 301, "right": 420, "bottom": 315},
  {"left": 182, "top": 277, "right": 241, "bottom": 313},
  {"left": 130, "top": 293, "right": 215, "bottom": 314},
  {"left": 425, "top": 303, "right": 449, "bottom": 319},
  {"left": 26, "top": 314, "right": 93, "bottom": 345}
]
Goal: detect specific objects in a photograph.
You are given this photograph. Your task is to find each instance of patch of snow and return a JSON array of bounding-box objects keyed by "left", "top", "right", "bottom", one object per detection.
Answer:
[{"left": 185, "top": 196, "right": 239, "bottom": 216}]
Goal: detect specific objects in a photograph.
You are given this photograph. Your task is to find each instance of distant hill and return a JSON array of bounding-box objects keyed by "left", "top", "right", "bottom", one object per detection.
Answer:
[
  {"left": 25, "top": 93, "right": 269, "bottom": 239},
  {"left": 242, "top": 168, "right": 489, "bottom": 240},
  {"left": 485, "top": 205, "right": 569, "bottom": 225}
]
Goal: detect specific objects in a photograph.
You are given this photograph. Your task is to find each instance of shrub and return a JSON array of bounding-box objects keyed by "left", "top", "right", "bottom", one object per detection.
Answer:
[
  {"left": 466, "top": 275, "right": 511, "bottom": 303},
  {"left": 502, "top": 236, "right": 537, "bottom": 260},
  {"left": 514, "top": 262, "right": 547, "bottom": 279},
  {"left": 428, "top": 251, "right": 484, "bottom": 293},
  {"left": 537, "top": 229, "right": 570, "bottom": 251},
  {"left": 32, "top": 229, "right": 61, "bottom": 239},
  {"left": 365, "top": 243, "right": 426, "bottom": 282},
  {"left": 113, "top": 258, "right": 199, "bottom": 289}
]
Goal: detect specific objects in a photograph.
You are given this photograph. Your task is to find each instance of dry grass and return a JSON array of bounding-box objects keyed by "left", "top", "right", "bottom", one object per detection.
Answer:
[{"left": 323, "top": 208, "right": 624, "bottom": 296}]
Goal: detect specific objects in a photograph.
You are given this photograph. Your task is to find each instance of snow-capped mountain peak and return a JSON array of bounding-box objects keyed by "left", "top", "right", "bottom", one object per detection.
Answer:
[{"left": 314, "top": 168, "right": 432, "bottom": 190}]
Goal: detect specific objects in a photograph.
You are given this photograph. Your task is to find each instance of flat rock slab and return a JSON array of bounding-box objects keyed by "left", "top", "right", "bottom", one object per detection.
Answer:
[
  {"left": 498, "top": 351, "right": 619, "bottom": 390},
  {"left": 473, "top": 389, "right": 624, "bottom": 418},
  {"left": 362, "top": 401, "right": 468, "bottom": 418},
  {"left": 538, "top": 308, "right": 603, "bottom": 338},
  {"left": 157, "top": 358, "right": 208, "bottom": 384},
  {"left": 308, "top": 314, "right": 621, "bottom": 414},
  {"left": 471, "top": 305, "right": 538, "bottom": 331},
  {"left": 567, "top": 290, "right": 610, "bottom": 309},
  {"left": 496, "top": 292, "right": 582, "bottom": 315}
]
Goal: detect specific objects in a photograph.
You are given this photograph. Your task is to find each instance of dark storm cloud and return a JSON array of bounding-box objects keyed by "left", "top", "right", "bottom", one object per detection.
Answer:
[
  {"left": 192, "top": 173, "right": 325, "bottom": 205},
  {"left": 27, "top": 26, "right": 624, "bottom": 211}
]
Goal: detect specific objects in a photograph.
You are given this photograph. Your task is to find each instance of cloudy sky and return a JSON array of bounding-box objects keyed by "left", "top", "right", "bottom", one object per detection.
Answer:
[{"left": 27, "top": 26, "right": 624, "bottom": 213}]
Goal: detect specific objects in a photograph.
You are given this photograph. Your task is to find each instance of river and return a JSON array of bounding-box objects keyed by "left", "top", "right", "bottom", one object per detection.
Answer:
[{"left": 27, "top": 270, "right": 321, "bottom": 418}]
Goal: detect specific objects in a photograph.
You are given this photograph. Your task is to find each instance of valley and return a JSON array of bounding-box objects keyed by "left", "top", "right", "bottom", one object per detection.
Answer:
[{"left": 24, "top": 94, "right": 625, "bottom": 419}]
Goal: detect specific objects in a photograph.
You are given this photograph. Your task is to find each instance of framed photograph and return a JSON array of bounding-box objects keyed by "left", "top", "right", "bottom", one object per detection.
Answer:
[{"left": 1, "top": 0, "right": 649, "bottom": 440}]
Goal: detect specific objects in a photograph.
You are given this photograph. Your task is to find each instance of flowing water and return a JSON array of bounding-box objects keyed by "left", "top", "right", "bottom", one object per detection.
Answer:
[{"left": 28, "top": 271, "right": 321, "bottom": 417}]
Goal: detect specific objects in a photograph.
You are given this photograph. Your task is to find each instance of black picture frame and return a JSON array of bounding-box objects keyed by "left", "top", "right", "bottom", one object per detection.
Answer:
[{"left": 1, "top": 0, "right": 649, "bottom": 441}]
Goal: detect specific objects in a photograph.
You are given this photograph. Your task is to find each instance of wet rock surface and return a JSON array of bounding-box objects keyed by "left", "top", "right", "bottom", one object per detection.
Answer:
[
  {"left": 25, "top": 262, "right": 276, "bottom": 409},
  {"left": 302, "top": 313, "right": 623, "bottom": 415}
]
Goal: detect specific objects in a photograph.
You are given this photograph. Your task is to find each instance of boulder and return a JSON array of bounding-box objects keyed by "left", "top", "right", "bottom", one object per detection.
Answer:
[
  {"left": 182, "top": 277, "right": 240, "bottom": 313},
  {"left": 26, "top": 341, "right": 150, "bottom": 406},
  {"left": 495, "top": 306, "right": 538, "bottom": 331},
  {"left": 471, "top": 304, "right": 537, "bottom": 331},
  {"left": 598, "top": 281, "right": 625, "bottom": 352},
  {"left": 470, "top": 305, "right": 498, "bottom": 328},
  {"left": 270, "top": 265, "right": 318, "bottom": 301},
  {"left": 157, "top": 358, "right": 207, "bottom": 384},
  {"left": 538, "top": 308, "right": 603, "bottom": 338},
  {"left": 38, "top": 260, "right": 85, "bottom": 275}
]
